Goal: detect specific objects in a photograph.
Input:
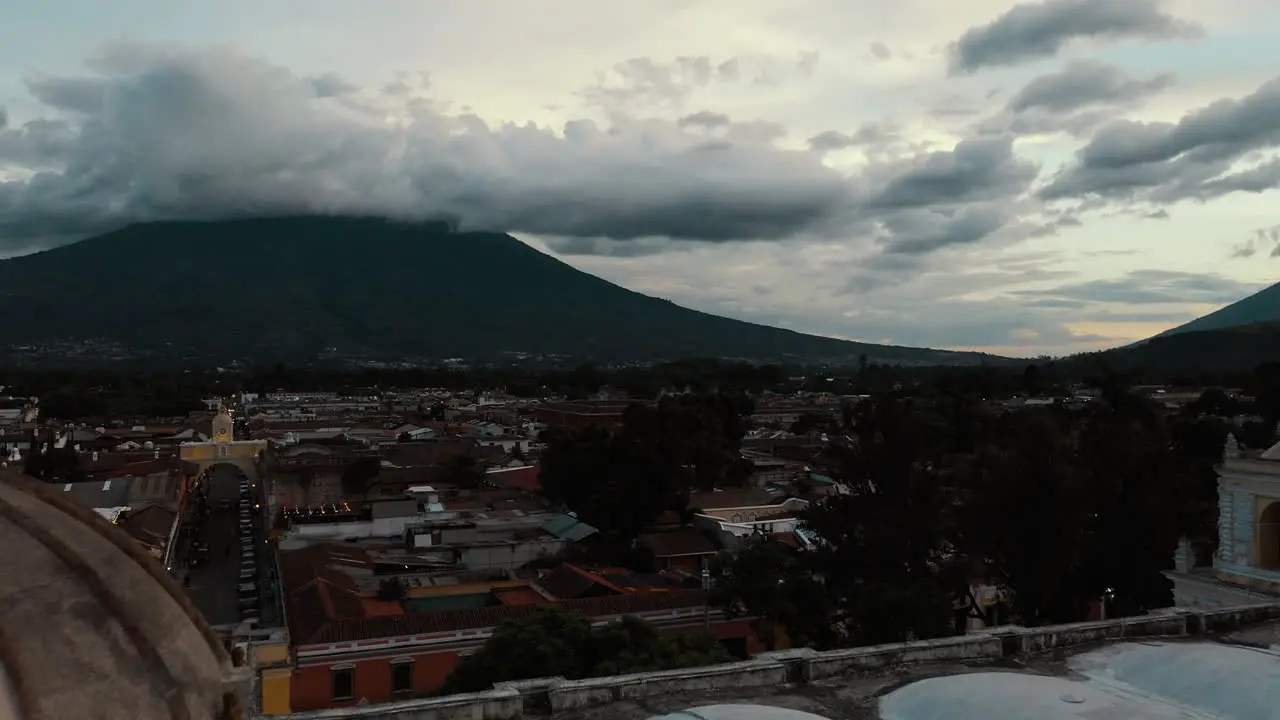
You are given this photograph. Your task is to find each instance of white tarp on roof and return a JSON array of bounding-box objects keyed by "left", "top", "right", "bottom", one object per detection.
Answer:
[
  {"left": 879, "top": 672, "right": 1183, "bottom": 720},
  {"left": 881, "top": 642, "right": 1280, "bottom": 720},
  {"left": 649, "top": 707, "right": 831, "bottom": 720}
]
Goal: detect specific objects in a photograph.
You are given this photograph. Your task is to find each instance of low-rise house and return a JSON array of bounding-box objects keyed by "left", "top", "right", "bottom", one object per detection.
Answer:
[
  {"left": 637, "top": 528, "right": 720, "bottom": 572},
  {"left": 116, "top": 504, "right": 178, "bottom": 558},
  {"left": 274, "top": 541, "right": 759, "bottom": 712}
]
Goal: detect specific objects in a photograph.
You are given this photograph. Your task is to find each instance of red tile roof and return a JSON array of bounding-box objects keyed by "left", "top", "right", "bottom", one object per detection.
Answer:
[
  {"left": 361, "top": 599, "right": 407, "bottom": 618},
  {"left": 486, "top": 465, "right": 540, "bottom": 491},
  {"left": 299, "top": 588, "right": 710, "bottom": 645},
  {"left": 638, "top": 528, "right": 719, "bottom": 558},
  {"left": 538, "top": 563, "right": 627, "bottom": 599}
]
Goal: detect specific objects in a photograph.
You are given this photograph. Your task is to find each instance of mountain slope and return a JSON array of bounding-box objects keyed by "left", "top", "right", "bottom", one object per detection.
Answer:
[
  {"left": 0, "top": 217, "right": 996, "bottom": 365},
  {"left": 1100, "top": 322, "right": 1280, "bottom": 372},
  {"left": 1155, "top": 280, "right": 1280, "bottom": 338}
]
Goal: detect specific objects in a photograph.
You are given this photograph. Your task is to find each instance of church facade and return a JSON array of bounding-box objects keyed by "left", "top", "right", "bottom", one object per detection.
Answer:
[{"left": 1214, "top": 434, "right": 1280, "bottom": 592}]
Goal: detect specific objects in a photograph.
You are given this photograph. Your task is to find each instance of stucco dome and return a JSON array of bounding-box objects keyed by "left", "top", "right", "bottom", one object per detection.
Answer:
[{"left": 0, "top": 469, "right": 229, "bottom": 720}]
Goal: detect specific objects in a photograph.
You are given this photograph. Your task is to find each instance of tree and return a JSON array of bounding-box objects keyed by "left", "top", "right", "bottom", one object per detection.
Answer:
[
  {"left": 710, "top": 539, "right": 832, "bottom": 649},
  {"left": 798, "top": 398, "right": 959, "bottom": 645},
  {"left": 438, "top": 453, "right": 484, "bottom": 489},
  {"left": 956, "top": 410, "right": 1094, "bottom": 625},
  {"left": 442, "top": 608, "right": 596, "bottom": 693},
  {"left": 1075, "top": 395, "right": 1180, "bottom": 616},
  {"left": 540, "top": 394, "right": 753, "bottom": 544},
  {"left": 590, "top": 616, "right": 733, "bottom": 675},
  {"left": 957, "top": 394, "right": 1183, "bottom": 625},
  {"left": 1168, "top": 415, "right": 1227, "bottom": 541},
  {"left": 441, "top": 607, "right": 731, "bottom": 694},
  {"left": 1188, "top": 387, "right": 1237, "bottom": 417}
]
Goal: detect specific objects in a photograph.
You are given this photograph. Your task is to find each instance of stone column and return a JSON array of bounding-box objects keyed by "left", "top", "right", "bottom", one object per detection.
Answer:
[{"left": 1217, "top": 487, "right": 1234, "bottom": 562}]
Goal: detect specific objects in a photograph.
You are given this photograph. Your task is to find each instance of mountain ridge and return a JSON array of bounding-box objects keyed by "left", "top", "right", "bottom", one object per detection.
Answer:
[
  {"left": 1151, "top": 279, "right": 1280, "bottom": 339},
  {"left": 0, "top": 216, "right": 1000, "bottom": 366}
]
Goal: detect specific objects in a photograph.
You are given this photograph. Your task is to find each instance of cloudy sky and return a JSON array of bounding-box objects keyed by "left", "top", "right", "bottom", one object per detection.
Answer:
[{"left": 2, "top": 0, "right": 1278, "bottom": 357}]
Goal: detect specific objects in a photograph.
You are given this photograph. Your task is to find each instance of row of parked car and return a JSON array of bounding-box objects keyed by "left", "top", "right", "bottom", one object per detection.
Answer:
[{"left": 234, "top": 478, "right": 261, "bottom": 625}]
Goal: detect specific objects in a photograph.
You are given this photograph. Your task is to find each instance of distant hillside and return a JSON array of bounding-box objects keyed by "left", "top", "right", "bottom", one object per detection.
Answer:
[
  {"left": 0, "top": 217, "right": 997, "bottom": 365},
  {"left": 1155, "top": 280, "right": 1280, "bottom": 338},
  {"left": 1094, "top": 322, "right": 1280, "bottom": 373}
]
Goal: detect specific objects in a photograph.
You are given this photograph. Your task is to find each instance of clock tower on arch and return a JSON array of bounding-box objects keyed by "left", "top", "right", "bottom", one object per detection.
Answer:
[{"left": 212, "top": 405, "right": 234, "bottom": 443}]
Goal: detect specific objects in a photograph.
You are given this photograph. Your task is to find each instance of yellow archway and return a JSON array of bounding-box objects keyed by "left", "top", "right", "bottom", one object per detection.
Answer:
[{"left": 179, "top": 440, "right": 266, "bottom": 484}]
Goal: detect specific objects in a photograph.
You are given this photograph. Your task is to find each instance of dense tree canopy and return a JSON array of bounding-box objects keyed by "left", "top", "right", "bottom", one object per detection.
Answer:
[
  {"left": 540, "top": 394, "right": 754, "bottom": 541},
  {"left": 713, "top": 388, "right": 1205, "bottom": 647},
  {"left": 440, "top": 607, "right": 731, "bottom": 694}
]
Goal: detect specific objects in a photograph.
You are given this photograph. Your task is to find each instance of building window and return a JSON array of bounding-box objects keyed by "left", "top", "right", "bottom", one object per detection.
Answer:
[
  {"left": 332, "top": 667, "right": 354, "bottom": 700},
  {"left": 391, "top": 660, "right": 414, "bottom": 693}
]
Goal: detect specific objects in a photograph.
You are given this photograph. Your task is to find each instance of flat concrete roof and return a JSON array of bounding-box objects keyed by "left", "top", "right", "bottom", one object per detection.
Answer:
[{"left": 576, "top": 621, "right": 1280, "bottom": 720}]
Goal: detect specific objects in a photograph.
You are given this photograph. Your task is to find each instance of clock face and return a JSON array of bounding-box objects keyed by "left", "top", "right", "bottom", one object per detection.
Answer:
[{"left": 217, "top": 427, "right": 229, "bottom": 437}]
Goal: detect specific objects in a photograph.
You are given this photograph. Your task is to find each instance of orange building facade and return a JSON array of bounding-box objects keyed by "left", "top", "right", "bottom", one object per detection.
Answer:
[{"left": 286, "top": 598, "right": 761, "bottom": 712}]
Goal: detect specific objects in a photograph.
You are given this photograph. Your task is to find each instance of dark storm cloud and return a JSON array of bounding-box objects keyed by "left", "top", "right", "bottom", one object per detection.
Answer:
[
  {"left": 1039, "top": 76, "right": 1280, "bottom": 203},
  {"left": 0, "top": 44, "right": 1043, "bottom": 258},
  {"left": 1028, "top": 212, "right": 1082, "bottom": 238},
  {"left": 806, "top": 124, "right": 891, "bottom": 153},
  {"left": 23, "top": 74, "right": 108, "bottom": 114},
  {"left": 677, "top": 110, "right": 731, "bottom": 129},
  {"left": 842, "top": 136, "right": 1040, "bottom": 260},
  {"left": 949, "top": 0, "right": 1201, "bottom": 74},
  {"left": 1006, "top": 60, "right": 1173, "bottom": 114},
  {"left": 877, "top": 206, "right": 1008, "bottom": 255},
  {"left": 544, "top": 236, "right": 685, "bottom": 258},
  {"left": 1230, "top": 224, "right": 1280, "bottom": 259},
  {"left": 867, "top": 136, "right": 1039, "bottom": 209},
  {"left": 0, "top": 44, "right": 858, "bottom": 250},
  {"left": 308, "top": 74, "right": 360, "bottom": 98},
  {"left": 1022, "top": 270, "right": 1261, "bottom": 305}
]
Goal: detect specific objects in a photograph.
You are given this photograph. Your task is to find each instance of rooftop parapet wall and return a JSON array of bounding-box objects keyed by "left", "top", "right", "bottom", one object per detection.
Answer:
[{"left": 270, "top": 602, "right": 1280, "bottom": 719}]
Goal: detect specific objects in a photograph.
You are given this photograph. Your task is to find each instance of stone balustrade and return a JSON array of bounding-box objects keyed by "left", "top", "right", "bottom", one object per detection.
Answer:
[{"left": 272, "top": 601, "right": 1280, "bottom": 719}]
